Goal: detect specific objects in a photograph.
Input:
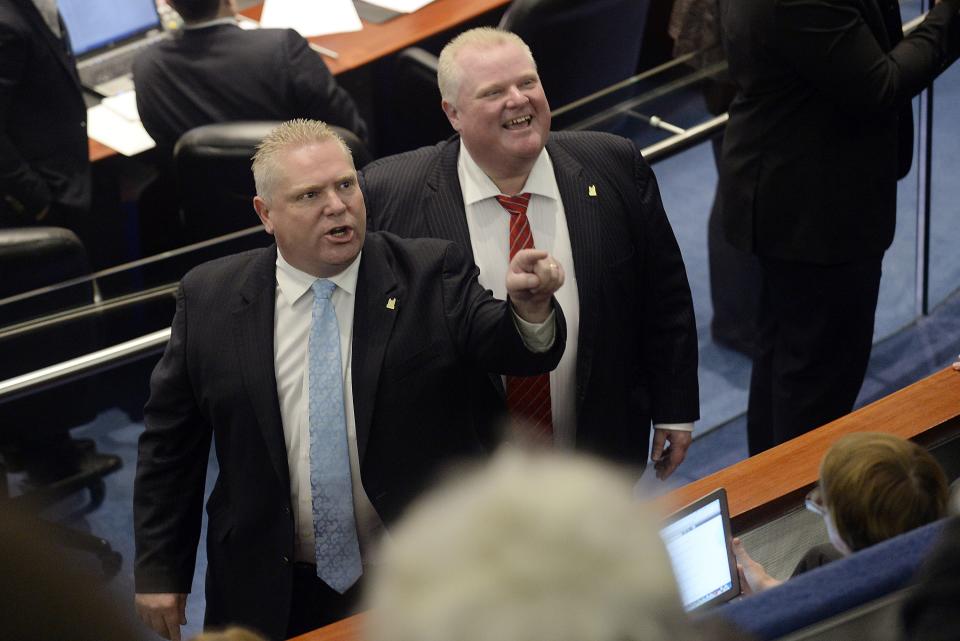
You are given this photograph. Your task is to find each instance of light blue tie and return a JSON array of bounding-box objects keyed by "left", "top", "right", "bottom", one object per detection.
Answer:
[{"left": 308, "top": 279, "right": 362, "bottom": 593}]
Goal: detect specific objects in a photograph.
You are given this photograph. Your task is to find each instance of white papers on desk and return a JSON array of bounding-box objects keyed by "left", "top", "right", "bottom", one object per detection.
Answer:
[
  {"left": 361, "top": 0, "right": 435, "bottom": 13},
  {"left": 260, "top": 0, "right": 361, "bottom": 37},
  {"left": 87, "top": 91, "right": 156, "bottom": 156}
]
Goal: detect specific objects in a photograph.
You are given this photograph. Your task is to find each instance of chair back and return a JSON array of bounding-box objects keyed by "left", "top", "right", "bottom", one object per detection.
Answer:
[{"left": 501, "top": 0, "right": 651, "bottom": 111}]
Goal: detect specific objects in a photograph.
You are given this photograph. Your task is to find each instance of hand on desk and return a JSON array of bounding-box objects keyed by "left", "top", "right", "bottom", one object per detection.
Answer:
[
  {"left": 135, "top": 592, "right": 187, "bottom": 641},
  {"left": 733, "top": 537, "right": 783, "bottom": 594}
]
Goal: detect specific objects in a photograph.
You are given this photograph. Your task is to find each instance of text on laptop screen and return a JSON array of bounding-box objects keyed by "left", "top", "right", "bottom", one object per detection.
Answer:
[
  {"left": 60, "top": 0, "right": 160, "bottom": 57},
  {"left": 659, "top": 497, "right": 734, "bottom": 610}
]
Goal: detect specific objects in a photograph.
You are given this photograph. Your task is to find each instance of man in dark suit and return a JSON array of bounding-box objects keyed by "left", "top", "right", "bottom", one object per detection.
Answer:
[
  {"left": 362, "top": 28, "right": 699, "bottom": 477},
  {"left": 133, "top": 119, "right": 566, "bottom": 641},
  {"left": 0, "top": 0, "right": 90, "bottom": 228},
  {"left": 718, "top": 0, "right": 960, "bottom": 454},
  {"left": 132, "top": 0, "right": 367, "bottom": 156}
]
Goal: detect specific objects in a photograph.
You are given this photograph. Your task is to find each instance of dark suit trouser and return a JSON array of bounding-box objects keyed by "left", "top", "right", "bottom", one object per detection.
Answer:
[
  {"left": 746, "top": 255, "right": 883, "bottom": 455},
  {"left": 284, "top": 563, "right": 362, "bottom": 640}
]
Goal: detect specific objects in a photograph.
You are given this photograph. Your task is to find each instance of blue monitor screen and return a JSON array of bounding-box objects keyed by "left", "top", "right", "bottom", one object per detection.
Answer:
[{"left": 59, "top": 0, "right": 160, "bottom": 56}]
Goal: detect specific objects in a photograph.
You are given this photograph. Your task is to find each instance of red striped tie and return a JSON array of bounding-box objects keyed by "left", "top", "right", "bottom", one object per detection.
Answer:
[{"left": 495, "top": 193, "right": 553, "bottom": 438}]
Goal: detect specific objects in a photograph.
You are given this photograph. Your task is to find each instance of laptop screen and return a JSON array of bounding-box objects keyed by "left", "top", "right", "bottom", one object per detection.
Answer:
[
  {"left": 659, "top": 488, "right": 739, "bottom": 611},
  {"left": 60, "top": 0, "right": 160, "bottom": 57}
]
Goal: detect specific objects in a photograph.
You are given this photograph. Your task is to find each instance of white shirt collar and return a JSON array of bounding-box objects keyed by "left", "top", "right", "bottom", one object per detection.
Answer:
[
  {"left": 183, "top": 17, "right": 238, "bottom": 31},
  {"left": 458, "top": 143, "right": 558, "bottom": 204},
  {"left": 275, "top": 249, "right": 361, "bottom": 307}
]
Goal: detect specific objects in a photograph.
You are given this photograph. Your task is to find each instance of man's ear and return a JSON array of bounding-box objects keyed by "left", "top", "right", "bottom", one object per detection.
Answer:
[
  {"left": 253, "top": 196, "right": 275, "bottom": 235},
  {"left": 441, "top": 100, "right": 460, "bottom": 131}
]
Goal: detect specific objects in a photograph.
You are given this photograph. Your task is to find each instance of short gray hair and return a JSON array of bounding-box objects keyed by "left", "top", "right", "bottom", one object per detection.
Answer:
[
  {"left": 366, "top": 448, "right": 696, "bottom": 641},
  {"left": 437, "top": 27, "right": 536, "bottom": 106},
  {"left": 251, "top": 119, "right": 353, "bottom": 201}
]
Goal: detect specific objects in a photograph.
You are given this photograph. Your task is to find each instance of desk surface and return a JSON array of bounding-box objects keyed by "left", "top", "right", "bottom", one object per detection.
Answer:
[
  {"left": 287, "top": 367, "right": 960, "bottom": 641},
  {"left": 87, "top": 0, "right": 507, "bottom": 161}
]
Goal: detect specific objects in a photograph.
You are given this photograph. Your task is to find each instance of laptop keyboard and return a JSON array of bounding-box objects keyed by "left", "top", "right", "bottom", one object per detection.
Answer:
[{"left": 77, "top": 34, "right": 167, "bottom": 92}]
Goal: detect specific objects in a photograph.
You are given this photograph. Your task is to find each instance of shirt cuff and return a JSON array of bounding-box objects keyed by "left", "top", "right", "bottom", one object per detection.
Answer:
[
  {"left": 511, "top": 308, "right": 556, "bottom": 353},
  {"left": 653, "top": 422, "right": 694, "bottom": 432}
]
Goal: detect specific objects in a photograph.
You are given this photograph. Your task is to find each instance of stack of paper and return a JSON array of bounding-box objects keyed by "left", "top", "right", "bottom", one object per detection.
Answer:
[
  {"left": 87, "top": 91, "right": 156, "bottom": 156},
  {"left": 361, "top": 0, "right": 435, "bottom": 13},
  {"left": 260, "top": 0, "right": 362, "bottom": 36}
]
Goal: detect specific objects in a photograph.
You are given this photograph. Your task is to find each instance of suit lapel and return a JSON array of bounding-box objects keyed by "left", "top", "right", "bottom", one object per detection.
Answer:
[
  {"left": 231, "top": 246, "right": 291, "bottom": 490},
  {"left": 422, "top": 138, "right": 476, "bottom": 262},
  {"left": 15, "top": 0, "right": 84, "bottom": 96},
  {"left": 546, "top": 138, "right": 602, "bottom": 408},
  {"left": 351, "top": 235, "right": 401, "bottom": 463}
]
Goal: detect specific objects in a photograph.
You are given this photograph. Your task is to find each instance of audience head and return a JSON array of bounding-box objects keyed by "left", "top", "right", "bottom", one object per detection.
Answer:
[
  {"left": 365, "top": 448, "right": 701, "bottom": 641},
  {"left": 818, "top": 432, "right": 948, "bottom": 553},
  {"left": 437, "top": 28, "right": 550, "bottom": 184},
  {"left": 168, "top": 0, "right": 233, "bottom": 23},
  {"left": 191, "top": 626, "right": 268, "bottom": 641},
  {"left": 252, "top": 119, "right": 364, "bottom": 278},
  {"left": 0, "top": 503, "right": 141, "bottom": 641}
]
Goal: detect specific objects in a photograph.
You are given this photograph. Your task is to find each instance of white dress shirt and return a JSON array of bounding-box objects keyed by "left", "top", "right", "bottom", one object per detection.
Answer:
[
  {"left": 272, "top": 247, "right": 557, "bottom": 565},
  {"left": 458, "top": 145, "right": 581, "bottom": 447},
  {"left": 457, "top": 144, "right": 693, "bottom": 438},
  {"left": 273, "top": 251, "right": 385, "bottom": 564}
]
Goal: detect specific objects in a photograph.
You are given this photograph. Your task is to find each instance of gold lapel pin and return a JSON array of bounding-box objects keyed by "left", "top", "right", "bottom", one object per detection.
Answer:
[
  {"left": 588, "top": 184, "right": 598, "bottom": 197},
  {"left": 386, "top": 297, "right": 397, "bottom": 310}
]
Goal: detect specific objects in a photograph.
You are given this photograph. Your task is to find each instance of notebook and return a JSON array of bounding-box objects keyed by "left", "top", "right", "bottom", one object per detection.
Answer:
[
  {"left": 659, "top": 488, "right": 741, "bottom": 611},
  {"left": 59, "top": 0, "right": 173, "bottom": 96}
]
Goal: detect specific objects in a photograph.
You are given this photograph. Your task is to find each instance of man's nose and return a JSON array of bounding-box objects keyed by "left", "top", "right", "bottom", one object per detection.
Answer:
[
  {"left": 321, "top": 191, "right": 347, "bottom": 215},
  {"left": 505, "top": 85, "right": 529, "bottom": 104}
]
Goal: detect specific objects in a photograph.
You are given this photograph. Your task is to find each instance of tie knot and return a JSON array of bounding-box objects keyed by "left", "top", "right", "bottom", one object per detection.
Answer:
[
  {"left": 495, "top": 193, "right": 532, "bottom": 216},
  {"left": 312, "top": 279, "right": 336, "bottom": 300}
]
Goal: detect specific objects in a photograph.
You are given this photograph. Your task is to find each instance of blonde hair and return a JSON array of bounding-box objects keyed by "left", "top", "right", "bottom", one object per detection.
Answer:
[
  {"left": 191, "top": 627, "right": 267, "bottom": 641},
  {"left": 437, "top": 27, "right": 536, "bottom": 105},
  {"left": 251, "top": 119, "right": 353, "bottom": 201},
  {"left": 365, "top": 449, "right": 696, "bottom": 641},
  {"left": 820, "top": 432, "right": 948, "bottom": 552}
]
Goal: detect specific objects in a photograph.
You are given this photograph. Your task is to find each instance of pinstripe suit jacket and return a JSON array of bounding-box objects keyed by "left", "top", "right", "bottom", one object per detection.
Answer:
[
  {"left": 134, "top": 233, "right": 565, "bottom": 639},
  {"left": 361, "top": 132, "right": 699, "bottom": 465}
]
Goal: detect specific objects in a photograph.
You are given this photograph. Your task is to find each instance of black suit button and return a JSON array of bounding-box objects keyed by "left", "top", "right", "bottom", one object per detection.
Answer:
[
  {"left": 281, "top": 555, "right": 290, "bottom": 565},
  {"left": 282, "top": 505, "right": 291, "bottom": 515}
]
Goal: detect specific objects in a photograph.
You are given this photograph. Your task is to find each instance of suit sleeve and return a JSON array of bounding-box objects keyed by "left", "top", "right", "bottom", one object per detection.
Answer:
[
  {"left": 134, "top": 284, "right": 212, "bottom": 593},
  {"left": 773, "top": 0, "right": 960, "bottom": 116},
  {"left": 631, "top": 144, "right": 700, "bottom": 424},
  {"left": 0, "top": 23, "right": 52, "bottom": 217},
  {"left": 284, "top": 30, "right": 368, "bottom": 143},
  {"left": 439, "top": 242, "right": 566, "bottom": 376}
]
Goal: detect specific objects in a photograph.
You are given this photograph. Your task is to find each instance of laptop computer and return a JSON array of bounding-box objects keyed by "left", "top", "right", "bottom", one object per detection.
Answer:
[
  {"left": 60, "top": 0, "right": 174, "bottom": 96},
  {"left": 659, "top": 488, "right": 741, "bottom": 611}
]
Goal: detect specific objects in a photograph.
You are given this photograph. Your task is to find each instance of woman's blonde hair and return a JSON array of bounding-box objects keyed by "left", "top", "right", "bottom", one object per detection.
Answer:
[{"left": 820, "top": 432, "right": 948, "bottom": 552}]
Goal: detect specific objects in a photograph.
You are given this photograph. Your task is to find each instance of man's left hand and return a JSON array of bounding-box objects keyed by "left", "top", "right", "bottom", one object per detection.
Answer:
[
  {"left": 506, "top": 248, "right": 565, "bottom": 323},
  {"left": 651, "top": 428, "right": 692, "bottom": 480}
]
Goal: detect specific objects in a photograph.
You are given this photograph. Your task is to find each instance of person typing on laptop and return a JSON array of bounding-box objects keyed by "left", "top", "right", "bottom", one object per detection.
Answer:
[
  {"left": 734, "top": 433, "right": 949, "bottom": 593},
  {"left": 132, "top": 0, "right": 367, "bottom": 157}
]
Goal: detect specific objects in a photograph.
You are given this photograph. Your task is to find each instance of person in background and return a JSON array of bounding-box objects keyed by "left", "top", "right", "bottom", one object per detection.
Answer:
[
  {"left": 133, "top": 0, "right": 367, "bottom": 156},
  {"left": 735, "top": 432, "right": 949, "bottom": 593},
  {"left": 718, "top": 0, "right": 960, "bottom": 455},
  {"left": 362, "top": 27, "right": 699, "bottom": 479},
  {"left": 365, "top": 448, "right": 744, "bottom": 641},
  {"left": 0, "top": 0, "right": 90, "bottom": 230}
]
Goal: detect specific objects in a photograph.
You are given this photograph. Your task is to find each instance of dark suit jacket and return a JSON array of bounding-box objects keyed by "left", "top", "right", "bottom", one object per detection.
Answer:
[
  {"left": 361, "top": 132, "right": 699, "bottom": 466},
  {"left": 133, "top": 233, "right": 565, "bottom": 640},
  {"left": 0, "top": 0, "right": 90, "bottom": 220},
  {"left": 132, "top": 23, "right": 367, "bottom": 155},
  {"left": 719, "top": 0, "right": 960, "bottom": 264}
]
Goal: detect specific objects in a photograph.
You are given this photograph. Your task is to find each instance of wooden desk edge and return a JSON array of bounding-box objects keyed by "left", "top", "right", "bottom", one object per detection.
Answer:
[
  {"left": 658, "top": 366, "right": 960, "bottom": 530},
  {"left": 292, "top": 368, "right": 960, "bottom": 641}
]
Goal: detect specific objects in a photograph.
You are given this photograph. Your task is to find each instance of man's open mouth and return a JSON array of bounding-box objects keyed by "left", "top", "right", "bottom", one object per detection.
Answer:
[{"left": 504, "top": 115, "right": 532, "bottom": 129}]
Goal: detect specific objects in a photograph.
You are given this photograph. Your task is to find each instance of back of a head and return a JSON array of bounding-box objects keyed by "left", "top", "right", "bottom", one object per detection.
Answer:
[
  {"left": 821, "top": 432, "right": 948, "bottom": 552},
  {"left": 365, "top": 448, "right": 698, "bottom": 641},
  {"left": 169, "top": 0, "right": 221, "bottom": 23}
]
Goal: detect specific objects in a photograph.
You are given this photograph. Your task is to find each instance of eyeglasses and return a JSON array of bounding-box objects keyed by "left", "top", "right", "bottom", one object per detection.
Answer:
[{"left": 805, "top": 486, "right": 826, "bottom": 516}]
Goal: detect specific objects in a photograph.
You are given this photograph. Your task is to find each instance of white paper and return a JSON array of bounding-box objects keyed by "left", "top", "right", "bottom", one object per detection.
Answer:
[
  {"left": 259, "top": 0, "right": 362, "bottom": 37},
  {"left": 101, "top": 91, "right": 140, "bottom": 122},
  {"left": 87, "top": 102, "right": 156, "bottom": 156},
  {"left": 361, "top": 0, "right": 434, "bottom": 13}
]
